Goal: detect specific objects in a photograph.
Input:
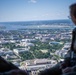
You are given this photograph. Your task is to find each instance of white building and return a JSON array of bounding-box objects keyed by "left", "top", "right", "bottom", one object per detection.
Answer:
[
  {"left": 13, "top": 48, "right": 29, "bottom": 54},
  {"left": 0, "top": 48, "right": 14, "bottom": 56},
  {"left": 55, "top": 42, "right": 71, "bottom": 58}
]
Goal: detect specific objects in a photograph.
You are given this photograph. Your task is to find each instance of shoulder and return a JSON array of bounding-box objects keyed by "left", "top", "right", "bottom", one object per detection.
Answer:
[{"left": 72, "top": 28, "right": 76, "bottom": 34}]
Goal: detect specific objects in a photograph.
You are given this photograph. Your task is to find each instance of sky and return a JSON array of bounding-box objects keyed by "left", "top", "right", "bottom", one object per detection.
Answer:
[{"left": 0, "top": 0, "right": 76, "bottom": 22}]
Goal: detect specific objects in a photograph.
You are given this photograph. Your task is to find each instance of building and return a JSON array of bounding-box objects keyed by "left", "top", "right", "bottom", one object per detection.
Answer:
[{"left": 13, "top": 48, "right": 29, "bottom": 55}]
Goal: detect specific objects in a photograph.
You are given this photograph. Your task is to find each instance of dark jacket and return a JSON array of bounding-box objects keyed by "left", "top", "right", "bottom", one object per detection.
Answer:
[{"left": 0, "top": 56, "right": 19, "bottom": 72}]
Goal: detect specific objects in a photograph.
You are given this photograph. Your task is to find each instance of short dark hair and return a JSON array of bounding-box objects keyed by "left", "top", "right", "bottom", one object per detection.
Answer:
[{"left": 70, "top": 3, "right": 76, "bottom": 18}]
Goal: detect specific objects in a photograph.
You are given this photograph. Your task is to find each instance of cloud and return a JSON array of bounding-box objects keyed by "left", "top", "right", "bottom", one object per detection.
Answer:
[{"left": 28, "top": 0, "right": 37, "bottom": 3}]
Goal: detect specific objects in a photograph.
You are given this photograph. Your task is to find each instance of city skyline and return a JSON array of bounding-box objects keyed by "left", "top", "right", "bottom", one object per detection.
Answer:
[{"left": 0, "top": 0, "right": 76, "bottom": 22}]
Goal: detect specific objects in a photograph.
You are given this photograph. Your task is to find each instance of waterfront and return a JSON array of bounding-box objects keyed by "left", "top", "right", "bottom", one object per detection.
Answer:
[{"left": 0, "top": 20, "right": 75, "bottom": 30}]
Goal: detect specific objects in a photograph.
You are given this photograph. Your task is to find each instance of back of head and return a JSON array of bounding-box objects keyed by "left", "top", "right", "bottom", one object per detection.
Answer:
[{"left": 70, "top": 3, "right": 76, "bottom": 18}]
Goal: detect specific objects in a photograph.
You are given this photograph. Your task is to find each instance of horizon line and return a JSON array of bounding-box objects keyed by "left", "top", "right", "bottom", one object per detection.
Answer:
[{"left": 0, "top": 19, "right": 69, "bottom": 23}]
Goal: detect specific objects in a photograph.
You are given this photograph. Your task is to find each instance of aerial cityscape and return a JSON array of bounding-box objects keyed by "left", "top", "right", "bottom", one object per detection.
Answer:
[
  {"left": 0, "top": 0, "right": 76, "bottom": 75},
  {"left": 0, "top": 19, "right": 75, "bottom": 75}
]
